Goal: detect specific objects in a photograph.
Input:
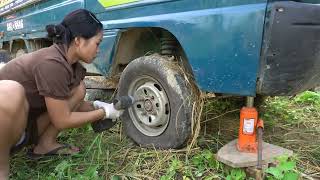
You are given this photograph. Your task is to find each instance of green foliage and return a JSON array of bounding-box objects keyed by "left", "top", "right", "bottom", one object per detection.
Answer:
[
  {"left": 160, "top": 157, "right": 183, "bottom": 180},
  {"left": 262, "top": 91, "right": 320, "bottom": 127},
  {"left": 159, "top": 149, "right": 223, "bottom": 180},
  {"left": 46, "top": 160, "right": 99, "bottom": 180},
  {"left": 294, "top": 91, "right": 320, "bottom": 105},
  {"left": 191, "top": 149, "right": 220, "bottom": 177},
  {"left": 265, "top": 156, "right": 299, "bottom": 180},
  {"left": 262, "top": 97, "right": 299, "bottom": 125},
  {"left": 75, "top": 165, "right": 99, "bottom": 180},
  {"left": 225, "top": 169, "right": 246, "bottom": 180},
  {"left": 50, "top": 160, "right": 71, "bottom": 179}
]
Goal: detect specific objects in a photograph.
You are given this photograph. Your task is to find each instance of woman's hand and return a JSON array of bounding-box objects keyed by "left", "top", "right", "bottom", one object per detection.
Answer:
[{"left": 93, "top": 101, "right": 124, "bottom": 119}]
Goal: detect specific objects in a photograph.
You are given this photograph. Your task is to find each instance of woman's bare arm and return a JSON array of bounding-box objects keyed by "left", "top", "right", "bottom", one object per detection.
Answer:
[{"left": 45, "top": 97, "right": 104, "bottom": 130}]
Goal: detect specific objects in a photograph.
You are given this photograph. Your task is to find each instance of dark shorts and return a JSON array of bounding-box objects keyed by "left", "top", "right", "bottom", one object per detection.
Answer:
[{"left": 11, "top": 108, "right": 46, "bottom": 153}]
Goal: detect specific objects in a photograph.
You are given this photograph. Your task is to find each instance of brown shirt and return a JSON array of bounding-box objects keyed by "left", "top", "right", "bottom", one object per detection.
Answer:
[{"left": 0, "top": 44, "right": 86, "bottom": 110}]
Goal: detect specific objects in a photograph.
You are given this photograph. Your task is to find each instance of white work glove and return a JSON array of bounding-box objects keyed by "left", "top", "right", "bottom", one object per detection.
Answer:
[{"left": 93, "top": 100, "right": 124, "bottom": 120}]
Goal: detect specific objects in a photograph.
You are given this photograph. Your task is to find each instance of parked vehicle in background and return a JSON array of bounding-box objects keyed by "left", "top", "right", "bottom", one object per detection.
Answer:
[{"left": 0, "top": 0, "right": 319, "bottom": 148}]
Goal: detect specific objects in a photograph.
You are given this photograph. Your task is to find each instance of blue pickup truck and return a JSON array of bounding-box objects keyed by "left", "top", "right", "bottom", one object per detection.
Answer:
[{"left": 0, "top": 0, "right": 319, "bottom": 148}]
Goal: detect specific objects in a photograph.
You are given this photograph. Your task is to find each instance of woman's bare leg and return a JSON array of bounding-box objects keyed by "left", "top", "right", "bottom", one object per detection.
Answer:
[
  {"left": 33, "top": 81, "right": 93, "bottom": 154},
  {"left": 0, "top": 80, "right": 28, "bottom": 179}
]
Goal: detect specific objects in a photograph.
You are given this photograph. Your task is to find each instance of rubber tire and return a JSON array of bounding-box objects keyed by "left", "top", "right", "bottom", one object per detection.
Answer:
[{"left": 118, "top": 54, "right": 193, "bottom": 149}]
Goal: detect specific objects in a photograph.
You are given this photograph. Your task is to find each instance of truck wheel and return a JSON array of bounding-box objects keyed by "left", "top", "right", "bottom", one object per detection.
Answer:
[{"left": 118, "top": 54, "right": 194, "bottom": 149}]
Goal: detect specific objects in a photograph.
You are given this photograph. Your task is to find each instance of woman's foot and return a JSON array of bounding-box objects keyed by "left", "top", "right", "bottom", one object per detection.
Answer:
[{"left": 33, "top": 142, "right": 79, "bottom": 155}]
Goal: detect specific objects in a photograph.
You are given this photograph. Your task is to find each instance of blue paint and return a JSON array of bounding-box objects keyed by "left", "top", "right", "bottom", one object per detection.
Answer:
[
  {"left": 0, "top": 0, "right": 270, "bottom": 96},
  {"left": 92, "top": 1, "right": 267, "bottom": 95},
  {"left": 0, "top": 0, "right": 84, "bottom": 40},
  {"left": 93, "top": 29, "right": 120, "bottom": 75}
]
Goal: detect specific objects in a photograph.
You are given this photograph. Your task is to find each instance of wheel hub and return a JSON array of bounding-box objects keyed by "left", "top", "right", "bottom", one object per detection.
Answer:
[{"left": 144, "top": 99, "right": 153, "bottom": 112}]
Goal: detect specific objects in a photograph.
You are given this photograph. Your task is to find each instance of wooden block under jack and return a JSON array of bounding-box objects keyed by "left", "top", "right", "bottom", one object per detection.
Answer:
[{"left": 216, "top": 139, "right": 293, "bottom": 168}]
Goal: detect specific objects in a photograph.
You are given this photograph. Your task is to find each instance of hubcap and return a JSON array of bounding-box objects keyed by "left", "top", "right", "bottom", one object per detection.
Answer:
[{"left": 128, "top": 76, "right": 170, "bottom": 136}]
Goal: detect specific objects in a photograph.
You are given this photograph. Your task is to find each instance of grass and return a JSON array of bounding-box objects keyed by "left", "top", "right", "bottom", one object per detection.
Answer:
[
  {"left": 261, "top": 92, "right": 320, "bottom": 176},
  {"left": 10, "top": 91, "right": 320, "bottom": 179}
]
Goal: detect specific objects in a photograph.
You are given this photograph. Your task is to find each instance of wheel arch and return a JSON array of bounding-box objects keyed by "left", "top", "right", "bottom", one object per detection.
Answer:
[
  {"left": 110, "top": 27, "right": 194, "bottom": 79},
  {"left": 10, "top": 39, "right": 27, "bottom": 54}
]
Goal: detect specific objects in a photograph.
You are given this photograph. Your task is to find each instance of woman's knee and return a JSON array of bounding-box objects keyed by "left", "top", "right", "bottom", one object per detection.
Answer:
[
  {"left": 71, "top": 81, "right": 86, "bottom": 100},
  {"left": 0, "top": 80, "right": 28, "bottom": 118},
  {"left": 0, "top": 80, "right": 26, "bottom": 99}
]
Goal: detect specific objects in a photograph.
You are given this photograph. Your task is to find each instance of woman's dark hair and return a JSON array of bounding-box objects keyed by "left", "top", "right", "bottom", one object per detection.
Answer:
[{"left": 46, "top": 9, "right": 103, "bottom": 46}]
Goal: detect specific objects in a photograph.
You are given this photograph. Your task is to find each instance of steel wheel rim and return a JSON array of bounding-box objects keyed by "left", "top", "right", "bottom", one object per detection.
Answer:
[{"left": 128, "top": 75, "right": 170, "bottom": 136}]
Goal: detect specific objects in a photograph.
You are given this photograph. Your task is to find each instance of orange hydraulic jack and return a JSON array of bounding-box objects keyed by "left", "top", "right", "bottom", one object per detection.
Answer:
[
  {"left": 217, "top": 97, "right": 293, "bottom": 174},
  {"left": 237, "top": 106, "right": 264, "bottom": 153}
]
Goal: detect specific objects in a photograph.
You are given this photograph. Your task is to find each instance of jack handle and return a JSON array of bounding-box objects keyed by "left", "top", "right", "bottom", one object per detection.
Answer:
[{"left": 257, "top": 119, "right": 264, "bottom": 170}]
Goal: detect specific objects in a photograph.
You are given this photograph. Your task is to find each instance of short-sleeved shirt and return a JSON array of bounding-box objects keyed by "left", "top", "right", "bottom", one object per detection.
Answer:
[{"left": 0, "top": 44, "right": 86, "bottom": 110}]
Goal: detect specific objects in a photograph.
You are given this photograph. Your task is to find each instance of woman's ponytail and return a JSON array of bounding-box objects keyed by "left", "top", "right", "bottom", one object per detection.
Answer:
[{"left": 46, "top": 24, "right": 69, "bottom": 43}]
